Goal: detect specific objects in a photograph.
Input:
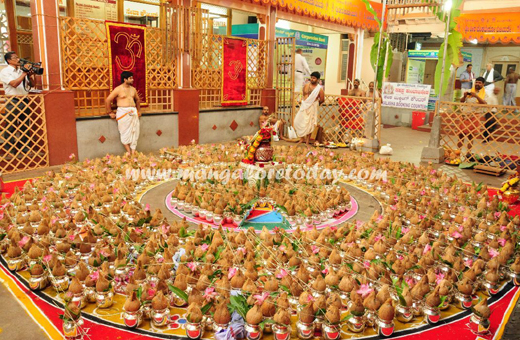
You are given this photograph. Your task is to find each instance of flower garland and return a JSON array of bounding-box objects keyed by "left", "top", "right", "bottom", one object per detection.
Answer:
[
  {"left": 242, "top": 127, "right": 274, "bottom": 164},
  {"left": 500, "top": 177, "right": 519, "bottom": 193}
]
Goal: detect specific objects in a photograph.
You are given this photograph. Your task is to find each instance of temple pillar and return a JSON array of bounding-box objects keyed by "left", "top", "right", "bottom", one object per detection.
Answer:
[
  {"left": 174, "top": 89, "right": 200, "bottom": 145},
  {"left": 31, "top": 0, "right": 78, "bottom": 165},
  {"left": 173, "top": 0, "right": 200, "bottom": 145},
  {"left": 262, "top": 5, "right": 276, "bottom": 115}
]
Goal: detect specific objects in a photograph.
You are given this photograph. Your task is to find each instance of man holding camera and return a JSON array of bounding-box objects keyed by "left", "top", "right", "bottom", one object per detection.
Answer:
[{"left": 0, "top": 51, "right": 36, "bottom": 156}]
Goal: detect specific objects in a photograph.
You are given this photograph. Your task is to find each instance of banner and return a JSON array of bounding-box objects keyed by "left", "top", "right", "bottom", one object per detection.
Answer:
[
  {"left": 408, "top": 50, "right": 472, "bottom": 62},
  {"left": 222, "top": 38, "right": 248, "bottom": 107},
  {"left": 250, "top": 0, "right": 383, "bottom": 31},
  {"left": 275, "top": 28, "right": 328, "bottom": 80},
  {"left": 106, "top": 22, "right": 147, "bottom": 106},
  {"left": 457, "top": 13, "right": 520, "bottom": 44},
  {"left": 382, "top": 82, "right": 431, "bottom": 111}
]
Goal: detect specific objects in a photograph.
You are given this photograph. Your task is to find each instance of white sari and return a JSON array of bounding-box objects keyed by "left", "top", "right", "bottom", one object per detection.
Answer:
[
  {"left": 116, "top": 107, "right": 140, "bottom": 150},
  {"left": 294, "top": 85, "right": 321, "bottom": 137}
]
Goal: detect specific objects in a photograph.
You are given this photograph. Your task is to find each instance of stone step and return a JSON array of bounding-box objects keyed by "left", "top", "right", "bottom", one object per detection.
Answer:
[{"left": 417, "top": 124, "right": 432, "bottom": 133}]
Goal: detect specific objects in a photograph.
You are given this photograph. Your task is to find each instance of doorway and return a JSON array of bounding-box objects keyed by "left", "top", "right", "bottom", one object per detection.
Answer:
[{"left": 493, "top": 61, "right": 519, "bottom": 103}]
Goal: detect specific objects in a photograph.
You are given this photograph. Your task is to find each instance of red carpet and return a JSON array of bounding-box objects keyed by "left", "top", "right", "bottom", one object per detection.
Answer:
[
  {"left": 488, "top": 188, "right": 520, "bottom": 216},
  {"left": 0, "top": 179, "right": 31, "bottom": 198}
]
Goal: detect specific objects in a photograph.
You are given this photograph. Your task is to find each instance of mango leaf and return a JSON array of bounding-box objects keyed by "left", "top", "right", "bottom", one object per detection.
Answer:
[
  {"left": 384, "top": 47, "right": 394, "bottom": 79},
  {"left": 168, "top": 284, "right": 188, "bottom": 303},
  {"left": 208, "top": 269, "right": 222, "bottom": 281},
  {"left": 279, "top": 284, "right": 291, "bottom": 294},
  {"left": 201, "top": 302, "right": 213, "bottom": 315},
  {"left": 135, "top": 286, "right": 143, "bottom": 301},
  {"left": 230, "top": 295, "right": 250, "bottom": 319},
  {"left": 437, "top": 295, "right": 448, "bottom": 308},
  {"left": 259, "top": 319, "right": 275, "bottom": 331},
  {"left": 434, "top": 41, "right": 454, "bottom": 97}
]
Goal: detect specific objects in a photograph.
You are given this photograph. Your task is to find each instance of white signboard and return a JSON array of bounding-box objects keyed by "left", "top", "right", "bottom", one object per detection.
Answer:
[
  {"left": 382, "top": 82, "right": 431, "bottom": 111},
  {"left": 74, "top": 0, "right": 117, "bottom": 21}
]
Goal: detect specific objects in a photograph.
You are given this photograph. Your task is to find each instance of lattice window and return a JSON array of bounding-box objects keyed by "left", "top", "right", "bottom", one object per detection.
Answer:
[
  {"left": 439, "top": 101, "right": 520, "bottom": 169},
  {"left": 0, "top": 95, "right": 50, "bottom": 173},
  {"left": 59, "top": 16, "right": 177, "bottom": 117},
  {"left": 60, "top": 17, "right": 110, "bottom": 91},
  {"left": 192, "top": 34, "right": 222, "bottom": 109},
  {"left": 17, "top": 32, "right": 33, "bottom": 45},
  {"left": 192, "top": 34, "right": 267, "bottom": 109},
  {"left": 0, "top": 11, "right": 11, "bottom": 64}
]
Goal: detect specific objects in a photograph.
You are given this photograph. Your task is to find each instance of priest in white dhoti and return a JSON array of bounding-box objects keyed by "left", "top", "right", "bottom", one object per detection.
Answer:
[
  {"left": 295, "top": 49, "right": 312, "bottom": 93},
  {"left": 293, "top": 71, "right": 325, "bottom": 146},
  {"left": 105, "top": 71, "right": 141, "bottom": 154}
]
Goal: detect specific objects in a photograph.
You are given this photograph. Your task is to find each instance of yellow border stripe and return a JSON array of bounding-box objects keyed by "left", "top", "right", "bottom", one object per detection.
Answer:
[
  {"left": 4, "top": 176, "right": 42, "bottom": 184},
  {"left": 0, "top": 269, "right": 62, "bottom": 339},
  {"left": 494, "top": 287, "right": 520, "bottom": 340}
]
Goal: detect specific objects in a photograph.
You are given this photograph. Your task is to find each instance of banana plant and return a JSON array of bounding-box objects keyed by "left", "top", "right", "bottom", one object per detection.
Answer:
[
  {"left": 432, "top": 0, "right": 464, "bottom": 96},
  {"left": 361, "top": 0, "right": 393, "bottom": 90}
]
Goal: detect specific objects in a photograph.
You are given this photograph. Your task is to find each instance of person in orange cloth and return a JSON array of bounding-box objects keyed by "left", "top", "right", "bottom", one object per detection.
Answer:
[{"left": 459, "top": 76, "right": 488, "bottom": 153}]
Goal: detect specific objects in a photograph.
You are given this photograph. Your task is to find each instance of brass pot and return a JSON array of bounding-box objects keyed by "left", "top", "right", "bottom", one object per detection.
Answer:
[
  {"left": 51, "top": 275, "right": 70, "bottom": 292},
  {"left": 322, "top": 322, "right": 341, "bottom": 340},
  {"left": 396, "top": 304, "right": 414, "bottom": 323},
  {"left": 151, "top": 307, "right": 169, "bottom": 327},
  {"left": 346, "top": 314, "right": 365, "bottom": 333},
  {"left": 244, "top": 323, "right": 263, "bottom": 340},
  {"left": 122, "top": 309, "right": 142, "bottom": 328},
  {"left": 7, "top": 255, "right": 26, "bottom": 272},
  {"left": 376, "top": 318, "right": 395, "bottom": 337},
  {"left": 186, "top": 322, "right": 205, "bottom": 339},
  {"left": 62, "top": 320, "right": 79, "bottom": 339},
  {"left": 502, "top": 189, "right": 520, "bottom": 204},
  {"left": 469, "top": 314, "right": 490, "bottom": 335},
  {"left": 255, "top": 141, "right": 274, "bottom": 163},
  {"left": 272, "top": 324, "right": 291, "bottom": 340},
  {"left": 95, "top": 290, "right": 114, "bottom": 308},
  {"left": 424, "top": 305, "right": 441, "bottom": 325},
  {"left": 455, "top": 291, "right": 473, "bottom": 310},
  {"left": 29, "top": 273, "right": 48, "bottom": 291},
  {"left": 296, "top": 320, "right": 315, "bottom": 339}
]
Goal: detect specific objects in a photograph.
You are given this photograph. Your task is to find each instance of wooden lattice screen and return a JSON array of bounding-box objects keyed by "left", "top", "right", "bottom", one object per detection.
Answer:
[
  {"left": 191, "top": 34, "right": 268, "bottom": 109},
  {"left": 293, "top": 93, "right": 381, "bottom": 143},
  {"left": 59, "top": 17, "right": 177, "bottom": 117},
  {"left": 319, "top": 95, "right": 381, "bottom": 143},
  {"left": 0, "top": 95, "right": 50, "bottom": 173},
  {"left": 439, "top": 101, "right": 520, "bottom": 169}
]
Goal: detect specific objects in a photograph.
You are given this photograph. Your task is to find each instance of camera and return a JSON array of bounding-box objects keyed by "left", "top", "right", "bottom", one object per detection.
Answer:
[{"left": 20, "top": 58, "right": 44, "bottom": 75}]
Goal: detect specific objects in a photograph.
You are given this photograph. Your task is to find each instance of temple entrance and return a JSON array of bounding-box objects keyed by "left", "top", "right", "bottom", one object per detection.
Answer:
[{"left": 275, "top": 37, "right": 296, "bottom": 136}]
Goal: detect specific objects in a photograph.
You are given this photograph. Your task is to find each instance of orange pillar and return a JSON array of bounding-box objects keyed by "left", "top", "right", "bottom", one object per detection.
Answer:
[
  {"left": 174, "top": 0, "right": 200, "bottom": 145},
  {"left": 31, "top": 0, "right": 78, "bottom": 165},
  {"left": 261, "top": 5, "right": 276, "bottom": 114}
]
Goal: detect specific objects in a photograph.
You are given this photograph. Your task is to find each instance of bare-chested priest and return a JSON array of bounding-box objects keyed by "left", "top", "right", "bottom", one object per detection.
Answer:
[
  {"left": 504, "top": 67, "right": 519, "bottom": 106},
  {"left": 105, "top": 71, "right": 141, "bottom": 154}
]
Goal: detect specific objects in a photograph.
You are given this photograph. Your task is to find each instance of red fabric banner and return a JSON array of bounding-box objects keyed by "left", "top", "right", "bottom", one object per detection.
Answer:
[
  {"left": 222, "top": 38, "right": 248, "bottom": 107},
  {"left": 106, "top": 22, "right": 148, "bottom": 105}
]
